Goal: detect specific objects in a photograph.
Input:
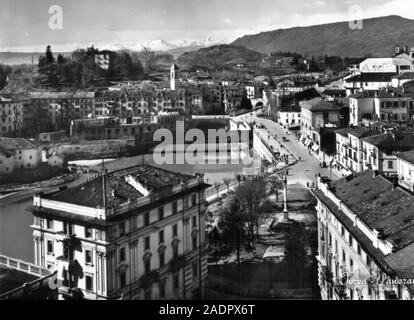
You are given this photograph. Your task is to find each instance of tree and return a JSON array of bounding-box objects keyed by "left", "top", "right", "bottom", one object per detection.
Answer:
[
  {"left": 223, "top": 178, "right": 232, "bottom": 193},
  {"left": 141, "top": 47, "right": 156, "bottom": 73},
  {"left": 213, "top": 182, "right": 221, "bottom": 199},
  {"left": 267, "top": 176, "right": 284, "bottom": 203},
  {"left": 218, "top": 199, "right": 248, "bottom": 265},
  {"left": 46, "top": 45, "right": 55, "bottom": 65},
  {"left": 234, "top": 177, "right": 267, "bottom": 240}
]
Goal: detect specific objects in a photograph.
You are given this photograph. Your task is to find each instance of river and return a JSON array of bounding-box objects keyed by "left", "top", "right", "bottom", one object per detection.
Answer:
[{"left": 0, "top": 119, "right": 254, "bottom": 262}]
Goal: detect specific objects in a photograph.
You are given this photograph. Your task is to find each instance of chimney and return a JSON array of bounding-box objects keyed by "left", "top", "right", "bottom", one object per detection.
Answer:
[
  {"left": 404, "top": 46, "right": 409, "bottom": 54},
  {"left": 395, "top": 45, "right": 401, "bottom": 55}
]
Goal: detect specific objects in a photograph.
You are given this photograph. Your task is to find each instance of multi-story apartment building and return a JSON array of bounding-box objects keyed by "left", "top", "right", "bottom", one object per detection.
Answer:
[
  {"left": 70, "top": 113, "right": 180, "bottom": 142},
  {"left": 223, "top": 85, "right": 245, "bottom": 114},
  {"left": 28, "top": 165, "right": 210, "bottom": 300},
  {"left": 0, "top": 94, "right": 26, "bottom": 137},
  {"left": 335, "top": 127, "right": 382, "bottom": 174},
  {"left": 29, "top": 91, "right": 96, "bottom": 132},
  {"left": 300, "top": 97, "right": 342, "bottom": 142},
  {"left": 314, "top": 171, "right": 414, "bottom": 300},
  {"left": 349, "top": 90, "right": 414, "bottom": 126},
  {"left": 361, "top": 132, "right": 414, "bottom": 177},
  {"left": 277, "top": 105, "right": 301, "bottom": 129}
]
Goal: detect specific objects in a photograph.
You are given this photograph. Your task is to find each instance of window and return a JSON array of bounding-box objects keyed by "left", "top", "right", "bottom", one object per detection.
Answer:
[
  {"left": 157, "top": 206, "right": 164, "bottom": 221},
  {"left": 120, "top": 271, "right": 126, "bottom": 288},
  {"left": 46, "top": 219, "right": 53, "bottom": 229},
  {"left": 173, "top": 246, "right": 178, "bottom": 260},
  {"left": 144, "top": 259, "right": 151, "bottom": 274},
  {"left": 120, "top": 247, "right": 126, "bottom": 262},
  {"left": 341, "top": 226, "right": 345, "bottom": 236},
  {"left": 342, "top": 249, "right": 346, "bottom": 263},
  {"left": 192, "top": 234, "right": 198, "bottom": 251},
  {"left": 159, "top": 230, "right": 164, "bottom": 244},
  {"left": 119, "top": 222, "right": 125, "bottom": 236},
  {"left": 63, "top": 222, "right": 73, "bottom": 235},
  {"left": 145, "top": 236, "right": 150, "bottom": 251},
  {"left": 366, "top": 255, "right": 371, "bottom": 267},
  {"left": 173, "top": 273, "right": 179, "bottom": 290},
  {"left": 172, "top": 224, "right": 178, "bottom": 237},
  {"left": 388, "top": 161, "right": 394, "bottom": 169},
  {"left": 192, "top": 216, "right": 197, "bottom": 228},
  {"left": 47, "top": 240, "right": 53, "bottom": 254},
  {"left": 349, "top": 235, "right": 353, "bottom": 247},
  {"left": 159, "top": 252, "right": 165, "bottom": 268},
  {"left": 144, "top": 212, "right": 150, "bottom": 226},
  {"left": 357, "top": 244, "right": 362, "bottom": 255},
  {"left": 191, "top": 193, "right": 197, "bottom": 207},
  {"left": 159, "top": 279, "right": 166, "bottom": 298},
  {"left": 172, "top": 201, "right": 178, "bottom": 215},
  {"left": 192, "top": 262, "right": 198, "bottom": 279},
  {"left": 350, "top": 258, "right": 354, "bottom": 271},
  {"left": 85, "top": 274, "right": 93, "bottom": 291},
  {"left": 85, "top": 226, "right": 93, "bottom": 238},
  {"left": 85, "top": 249, "right": 93, "bottom": 265}
]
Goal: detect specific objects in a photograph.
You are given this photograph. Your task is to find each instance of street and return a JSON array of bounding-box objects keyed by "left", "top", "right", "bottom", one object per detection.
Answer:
[{"left": 244, "top": 114, "right": 340, "bottom": 185}]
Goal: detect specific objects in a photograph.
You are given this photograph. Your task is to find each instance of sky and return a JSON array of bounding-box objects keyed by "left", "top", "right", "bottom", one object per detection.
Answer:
[{"left": 1, "top": 0, "right": 414, "bottom": 52}]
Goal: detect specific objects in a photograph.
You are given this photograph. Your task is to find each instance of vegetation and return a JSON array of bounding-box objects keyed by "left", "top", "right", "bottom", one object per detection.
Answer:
[
  {"left": 37, "top": 45, "right": 145, "bottom": 89},
  {"left": 0, "top": 64, "right": 12, "bottom": 90}
]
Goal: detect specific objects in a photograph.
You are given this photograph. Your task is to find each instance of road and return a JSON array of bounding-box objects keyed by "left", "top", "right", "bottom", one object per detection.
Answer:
[{"left": 243, "top": 114, "right": 340, "bottom": 186}]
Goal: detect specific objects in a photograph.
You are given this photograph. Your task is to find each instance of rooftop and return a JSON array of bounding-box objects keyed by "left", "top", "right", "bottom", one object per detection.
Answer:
[
  {"left": 45, "top": 165, "right": 199, "bottom": 209},
  {"left": 346, "top": 73, "right": 397, "bottom": 83},
  {"left": 395, "top": 150, "right": 414, "bottom": 165},
  {"left": 0, "top": 137, "right": 38, "bottom": 150},
  {"left": 362, "top": 132, "right": 414, "bottom": 153},
  {"left": 328, "top": 171, "right": 414, "bottom": 252}
]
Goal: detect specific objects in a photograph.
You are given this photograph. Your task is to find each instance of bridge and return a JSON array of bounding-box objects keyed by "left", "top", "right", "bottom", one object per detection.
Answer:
[{"left": 0, "top": 254, "right": 50, "bottom": 277}]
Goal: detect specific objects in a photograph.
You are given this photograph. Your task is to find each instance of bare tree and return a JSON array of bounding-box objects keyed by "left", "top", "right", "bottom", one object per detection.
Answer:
[
  {"left": 213, "top": 182, "right": 221, "bottom": 199},
  {"left": 223, "top": 178, "right": 232, "bottom": 193},
  {"left": 267, "top": 176, "right": 284, "bottom": 203}
]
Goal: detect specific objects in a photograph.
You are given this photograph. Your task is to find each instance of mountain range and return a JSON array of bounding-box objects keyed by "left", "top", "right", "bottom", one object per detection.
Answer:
[{"left": 232, "top": 15, "right": 414, "bottom": 58}]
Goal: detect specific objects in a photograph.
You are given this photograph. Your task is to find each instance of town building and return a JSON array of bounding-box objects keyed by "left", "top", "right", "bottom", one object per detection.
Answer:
[
  {"left": 361, "top": 132, "right": 414, "bottom": 177},
  {"left": 28, "top": 165, "right": 210, "bottom": 300},
  {"left": 396, "top": 150, "right": 414, "bottom": 192},
  {"left": 277, "top": 105, "right": 301, "bottom": 130},
  {"left": 335, "top": 127, "right": 382, "bottom": 175},
  {"left": 349, "top": 90, "right": 414, "bottom": 126},
  {"left": 0, "top": 137, "right": 42, "bottom": 174},
  {"left": 300, "top": 97, "right": 343, "bottom": 143},
  {"left": 314, "top": 171, "right": 414, "bottom": 300}
]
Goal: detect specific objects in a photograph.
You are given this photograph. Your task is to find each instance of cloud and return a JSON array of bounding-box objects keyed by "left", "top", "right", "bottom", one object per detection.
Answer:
[{"left": 314, "top": 1, "right": 325, "bottom": 6}]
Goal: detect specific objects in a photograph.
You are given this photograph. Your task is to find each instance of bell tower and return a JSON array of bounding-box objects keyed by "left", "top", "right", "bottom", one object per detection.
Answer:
[{"left": 170, "top": 64, "right": 177, "bottom": 91}]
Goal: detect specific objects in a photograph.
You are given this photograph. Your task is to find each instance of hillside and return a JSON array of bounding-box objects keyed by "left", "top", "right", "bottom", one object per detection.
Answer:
[
  {"left": 176, "top": 44, "right": 265, "bottom": 71},
  {"left": 232, "top": 15, "right": 414, "bottom": 58}
]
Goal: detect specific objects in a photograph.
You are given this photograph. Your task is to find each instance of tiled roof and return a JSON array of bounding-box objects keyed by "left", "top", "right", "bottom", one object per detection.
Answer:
[
  {"left": 345, "top": 72, "right": 396, "bottom": 83},
  {"left": 395, "top": 150, "right": 414, "bottom": 165},
  {"left": 347, "top": 127, "right": 383, "bottom": 139},
  {"left": 46, "top": 165, "right": 196, "bottom": 208},
  {"left": 362, "top": 132, "right": 414, "bottom": 153},
  {"left": 0, "top": 137, "right": 38, "bottom": 150},
  {"left": 328, "top": 170, "right": 414, "bottom": 251}
]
